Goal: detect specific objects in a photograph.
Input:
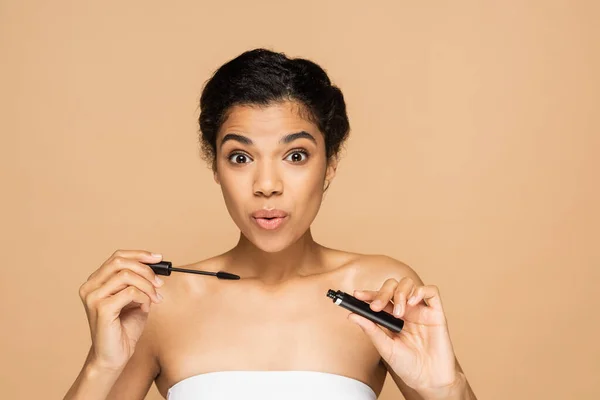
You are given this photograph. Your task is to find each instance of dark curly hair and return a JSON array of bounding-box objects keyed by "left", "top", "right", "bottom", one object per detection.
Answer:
[{"left": 198, "top": 48, "right": 350, "bottom": 171}]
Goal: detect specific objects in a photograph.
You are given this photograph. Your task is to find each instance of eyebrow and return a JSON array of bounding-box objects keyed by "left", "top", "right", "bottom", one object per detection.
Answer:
[{"left": 219, "top": 131, "right": 317, "bottom": 149}]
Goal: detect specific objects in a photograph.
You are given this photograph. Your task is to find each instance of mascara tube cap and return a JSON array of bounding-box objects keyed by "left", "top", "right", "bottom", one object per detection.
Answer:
[{"left": 146, "top": 261, "right": 172, "bottom": 276}]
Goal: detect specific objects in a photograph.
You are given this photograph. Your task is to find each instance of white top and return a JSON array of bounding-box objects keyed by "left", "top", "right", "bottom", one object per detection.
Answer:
[{"left": 166, "top": 370, "right": 378, "bottom": 400}]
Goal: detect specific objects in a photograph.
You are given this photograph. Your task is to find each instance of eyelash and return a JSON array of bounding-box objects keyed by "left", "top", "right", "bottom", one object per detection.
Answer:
[{"left": 227, "top": 148, "right": 310, "bottom": 165}]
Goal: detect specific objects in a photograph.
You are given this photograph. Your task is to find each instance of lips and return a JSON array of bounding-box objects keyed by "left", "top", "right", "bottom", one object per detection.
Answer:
[
  {"left": 251, "top": 209, "right": 288, "bottom": 219},
  {"left": 251, "top": 209, "right": 289, "bottom": 230}
]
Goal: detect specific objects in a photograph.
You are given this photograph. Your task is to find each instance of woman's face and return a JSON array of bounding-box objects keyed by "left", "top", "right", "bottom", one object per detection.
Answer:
[{"left": 213, "top": 100, "right": 337, "bottom": 253}]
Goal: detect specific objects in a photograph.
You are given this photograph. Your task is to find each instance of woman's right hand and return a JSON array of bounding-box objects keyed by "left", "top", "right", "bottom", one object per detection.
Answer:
[{"left": 78, "top": 249, "right": 165, "bottom": 372}]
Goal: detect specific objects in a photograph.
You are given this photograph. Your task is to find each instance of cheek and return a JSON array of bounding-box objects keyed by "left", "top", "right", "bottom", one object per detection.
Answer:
[
  {"left": 222, "top": 179, "right": 248, "bottom": 199},
  {"left": 288, "top": 170, "right": 325, "bottom": 209},
  {"left": 218, "top": 174, "right": 250, "bottom": 209}
]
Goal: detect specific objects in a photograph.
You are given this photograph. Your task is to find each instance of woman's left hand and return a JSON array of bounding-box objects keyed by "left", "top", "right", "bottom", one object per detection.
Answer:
[{"left": 349, "top": 277, "right": 458, "bottom": 393}]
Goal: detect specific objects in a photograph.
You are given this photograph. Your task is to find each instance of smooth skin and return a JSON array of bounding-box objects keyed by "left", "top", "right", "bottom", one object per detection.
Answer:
[{"left": 64, "top": 101, "right": 476, "bottom": 400}]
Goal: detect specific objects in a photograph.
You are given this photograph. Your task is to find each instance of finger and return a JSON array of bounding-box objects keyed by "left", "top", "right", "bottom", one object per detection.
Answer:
[
  {"left": 369, "top": 279, "right": 398, "bottom": 312},
  {"left": 87, "top": 269, "right": 163, "bottom": 312},
  {"left": 392, "top": 277, "right": 416, "bottom": 318},
  {"left": 353, "top": 290, "right": 379, "bottom": 300},
  {"left": 85, "top": 251, "right": 163, "bottom": 293},
  {"left": 354, "top": 290, "right": 394, "bottom": 314},
  {"left": 96, "top": 286, "right": 152, "bottom": 322},
  {"left": 407, "top": 285, "right": 443, "bottom": 310},
  {"left": 88, "top": 249, "right": 162, "bottom": 281},
  {"left": 348, "top": 313, "right": 395, "bottom": 361}
]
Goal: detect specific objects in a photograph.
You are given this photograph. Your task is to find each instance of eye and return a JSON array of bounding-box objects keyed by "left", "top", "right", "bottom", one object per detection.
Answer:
[
  {"left": 285, "top": 149, "right": 309, "bottom": 163},
  {"left": 228, "top": 152, "right": 253, "bottom": 164}
]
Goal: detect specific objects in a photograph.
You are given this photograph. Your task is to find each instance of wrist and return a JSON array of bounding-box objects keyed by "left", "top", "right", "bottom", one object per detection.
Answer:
[
  {"left": 84, "top": 359, "right": 125, "bottom": 380},
  {"left": 63, "top": 360, "right": 125, "bottom": 400},
  {"left": 417, "top": 372, "right": 470, "bottom": 400},
  {"left": 85, "top": 347, "right": 128, "bottom": 376}
]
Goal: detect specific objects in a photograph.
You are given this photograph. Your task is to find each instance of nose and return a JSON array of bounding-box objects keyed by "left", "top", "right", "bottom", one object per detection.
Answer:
[{"left": 253, "top": 162, "right": 283, "bottom": 197}]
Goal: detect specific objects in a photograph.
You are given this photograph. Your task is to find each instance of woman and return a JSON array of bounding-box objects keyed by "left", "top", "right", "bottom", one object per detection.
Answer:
[{"left": 64, "top": 48, "right": 477, "bottom": 400}]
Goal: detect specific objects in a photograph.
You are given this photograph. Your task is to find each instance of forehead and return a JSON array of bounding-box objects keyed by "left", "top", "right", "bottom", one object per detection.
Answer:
[{"left": 217, "top": 101, "right": 321, "bottom": 142}]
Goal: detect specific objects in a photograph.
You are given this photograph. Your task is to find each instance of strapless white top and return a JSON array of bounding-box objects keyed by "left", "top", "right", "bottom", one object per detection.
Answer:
[{"left": 166, "top": 370, "right": 378, "bottom": 400}]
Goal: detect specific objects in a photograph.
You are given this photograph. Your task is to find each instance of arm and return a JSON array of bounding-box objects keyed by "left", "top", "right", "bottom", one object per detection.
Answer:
[
  {"left": 63, "top": 318, "right": 159, "bottom": 400},
  {"left": 385, "top": 356, "right": 476, "bottom": 400},
  {"left": 62, "top": 346, "right": 126, "bottom": 400}
]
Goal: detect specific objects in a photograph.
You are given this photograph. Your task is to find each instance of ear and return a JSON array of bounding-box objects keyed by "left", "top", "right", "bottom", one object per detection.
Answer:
[
  {"left": 213, "top": 169, "right": 220, "bottom": 185},
  {"left": 325, "top": 156, "right": 338, "bottom": 183}
]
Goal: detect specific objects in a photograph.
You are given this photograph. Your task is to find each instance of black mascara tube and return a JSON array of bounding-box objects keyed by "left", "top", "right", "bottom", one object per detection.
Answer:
[{"left": 327, "top": 289, "right": 404, "bottom": 333}]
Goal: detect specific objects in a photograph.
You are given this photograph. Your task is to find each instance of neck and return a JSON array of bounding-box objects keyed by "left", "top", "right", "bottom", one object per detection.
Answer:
[{"left": 226, "top": 228, "right": 325, "bottom": 285}]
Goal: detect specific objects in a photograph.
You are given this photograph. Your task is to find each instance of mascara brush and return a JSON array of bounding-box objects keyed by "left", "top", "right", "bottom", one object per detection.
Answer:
[{"left": 143, "top": 260, "right": 240, "bottom": 280}]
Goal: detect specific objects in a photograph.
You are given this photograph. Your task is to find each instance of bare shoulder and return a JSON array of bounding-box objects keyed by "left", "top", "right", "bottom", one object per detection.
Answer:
[
  {"left": 351, "top": 253, "right": 425, "bottom": 290},
  {"left": 142, "top": 254, "right": 229, "bottom": 340}
]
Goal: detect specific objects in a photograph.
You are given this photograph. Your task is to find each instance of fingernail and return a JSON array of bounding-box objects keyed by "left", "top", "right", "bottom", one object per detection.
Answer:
[
  {"left": 155, "top": 276, "right": 164, "bottom": 286},
  {"left": 393, "top": 304, "right": 401, "bottom": 316},
  {"left": 151, "top": 253, "right": 162, "bottom": 258},
  {"left": 371, "top": 300, "right": 382, "bottom": 309},
  {"left": 156, "top": 292, "right": 164, "bottom": 302},
  {"left": 408, "top": 296, "right": 416, "bottom": 305}
]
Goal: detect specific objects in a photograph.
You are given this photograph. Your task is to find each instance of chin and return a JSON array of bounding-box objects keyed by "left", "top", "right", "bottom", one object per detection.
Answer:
[
  {"left": 239, "top": 221, "right": 301, "bottom": 253},
  {"left": 248, "top": 234, "right": 294, "bottom": 253}
]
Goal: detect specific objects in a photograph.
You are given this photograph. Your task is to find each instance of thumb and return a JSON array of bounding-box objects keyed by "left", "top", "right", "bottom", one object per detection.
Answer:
[{"left": 348, "top": 313, "right": 395, "bottom": 361}]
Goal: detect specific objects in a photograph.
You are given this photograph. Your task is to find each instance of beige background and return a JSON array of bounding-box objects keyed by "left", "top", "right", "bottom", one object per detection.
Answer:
[{"left": 1, "top": 1, "right": 598, "bottom": 399}]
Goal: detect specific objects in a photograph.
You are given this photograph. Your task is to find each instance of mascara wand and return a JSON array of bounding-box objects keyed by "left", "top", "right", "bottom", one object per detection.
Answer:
[{"left": 144, "top": 261, "right": 240, "bottom": 280}]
